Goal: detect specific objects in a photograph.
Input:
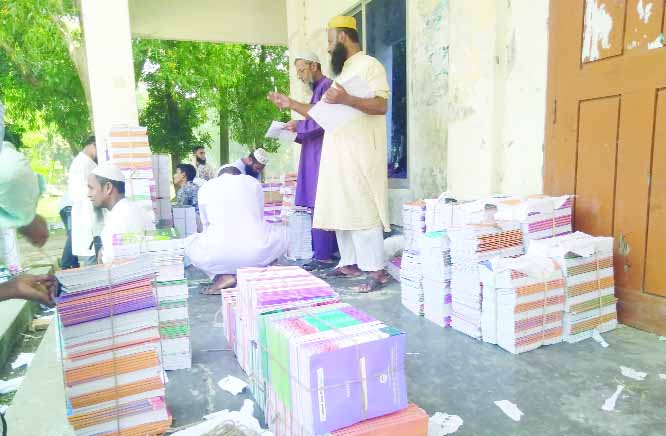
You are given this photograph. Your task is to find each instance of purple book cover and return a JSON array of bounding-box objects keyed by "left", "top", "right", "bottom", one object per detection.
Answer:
[{"left": 307, "top": 332, "right": 407, "bottom": 434}]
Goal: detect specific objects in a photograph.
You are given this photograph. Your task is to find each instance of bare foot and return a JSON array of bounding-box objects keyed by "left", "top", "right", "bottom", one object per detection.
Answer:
[
  {"left": 326, "top": 265, "right": 362, "bottom": 278},
  {"left": 213, "top": 274, "right": 237, "bottom": 290}
]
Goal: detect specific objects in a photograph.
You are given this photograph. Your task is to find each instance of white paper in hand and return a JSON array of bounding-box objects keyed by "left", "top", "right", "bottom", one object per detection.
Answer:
[
  {"left": 265, "top": 121, "right": 297, "bottom": 143},
  {"left": 308, "top": 75, "right": 374, "bottom": 133}
]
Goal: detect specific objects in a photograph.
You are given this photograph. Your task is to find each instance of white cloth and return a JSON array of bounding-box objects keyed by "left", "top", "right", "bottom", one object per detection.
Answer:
[
  {"left": 101, "top": 198, "right": 155, "bottom": 264},
  {"left": 68, "top": 152, "right": 101, "bottom": 256},
  {"left": 336, "top": 227, "right": 385, "bottom": 272},
  {"left": 185, "top": 174, "right": 287, "bottom": 276}
]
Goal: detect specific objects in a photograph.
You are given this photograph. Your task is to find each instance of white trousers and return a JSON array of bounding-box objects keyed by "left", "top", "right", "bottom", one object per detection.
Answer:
[{"left": 335, "top": 227, "right": 385, "bottom": 272}]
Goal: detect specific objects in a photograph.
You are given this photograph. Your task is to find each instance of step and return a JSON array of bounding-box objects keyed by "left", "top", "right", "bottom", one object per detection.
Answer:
[{"left": 0, "top": 299, "right": 37, "bottom": 368}]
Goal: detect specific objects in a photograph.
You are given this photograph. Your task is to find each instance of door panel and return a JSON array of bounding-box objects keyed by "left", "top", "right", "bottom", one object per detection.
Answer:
[{"left": 546, "top": 0, "right": 666, "bottom": 334}]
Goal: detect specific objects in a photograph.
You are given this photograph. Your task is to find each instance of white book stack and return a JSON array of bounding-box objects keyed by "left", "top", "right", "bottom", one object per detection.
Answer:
[
  {"left": 286, "top": 209, "right": 313, "bottom": 261},
  {"left": 479, "top": 255, "right": 566, "bottom": 353},
  {"left": 419, "top": 231, "right": 452, "bottom": 327},
  {"left": 528, "top": 232, "right": 617, "bottom": 343},
  {"left": 494, "top": 195, "right": 573, "bottom": 250},
  {"left": 151, "top": 154, "right": 173, "bottom": 227},
  {"left": 424, "top": 195, "right": 456, "bottom": 232},
  {"left": 173, "top": 206, "right": 198, "bottom": 238},
  {"left": 402, "top": 201, "right": 426, "bottom": 251},
  {"left": 449, "top": 222, "right": 524, "bottom": 339},
  {"left": 400, "top": 250, "right": 424, "bottom": 316}
]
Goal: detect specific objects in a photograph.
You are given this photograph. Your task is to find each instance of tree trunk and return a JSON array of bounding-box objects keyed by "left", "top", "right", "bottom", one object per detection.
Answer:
[{"left": 218, "top": 106, "right": 230, "bottom": 165}]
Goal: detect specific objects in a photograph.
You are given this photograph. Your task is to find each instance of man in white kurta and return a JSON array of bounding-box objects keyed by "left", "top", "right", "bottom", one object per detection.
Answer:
[
  {"left": 185, "top": 167, "right": 287, "bottom": 290},
  {"left": 68, "top": 136, "right": 103, "bottom": 264},
  {"left": 87, "top": 163, "right": 155, "bottom": 264}
]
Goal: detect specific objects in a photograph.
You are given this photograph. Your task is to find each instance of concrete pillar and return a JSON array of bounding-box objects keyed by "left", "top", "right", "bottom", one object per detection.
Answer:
[{"left": 80, "top": 0, "right": 139, "bottom": 162}]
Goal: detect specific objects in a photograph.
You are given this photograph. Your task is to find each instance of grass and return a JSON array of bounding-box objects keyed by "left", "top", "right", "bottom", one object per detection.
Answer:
[{"left": 35, "top": 195, "right": 61, "bottom": 224}]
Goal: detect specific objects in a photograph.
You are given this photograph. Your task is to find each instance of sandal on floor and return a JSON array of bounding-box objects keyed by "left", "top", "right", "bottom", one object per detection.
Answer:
[
  {"left": 303, "top": 260, "right": 336, "bottom": 272},
  {"left": 200, "top": 285, "right": 222, "bottom": 295},
  {"left": 355, "top": 276, "right": 391, "bottom": 293},
  {"left": 325, "top": 268, "right": 361, "bottom": 278}
]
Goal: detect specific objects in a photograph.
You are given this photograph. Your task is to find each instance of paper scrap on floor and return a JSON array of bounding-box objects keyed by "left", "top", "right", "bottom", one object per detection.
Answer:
[
  {"left": 265, "top": 121, "right": 297, "bottom": 143},
  {"left": 428, "top": 412, "right": 464, "bottom": 435},
  {"left": 494, "top": 400, "right": 524, "bottom": 422},
  {"left": 659, "top": 374, "right": 666, "bottom": 380},
  {"left": 172, "top": 400, "right": 271, "bottom": 436},
  {"left": 10, "top": 352, "right": 35, "bottom": 370},
  {"left": 602, "top": 385, "right": 624, "bottom": 412},
  {"left": 592, "top": 330, "right": 609, "bottom": 348},
  {"left": 620, "top": 366, "right": 647, "bottom": 381},
  {"left": 308, "top": 75, "right": 373, "bottom": 132},
  {"left": 217, "top": 375, "right": 248, "bottom": 395}
]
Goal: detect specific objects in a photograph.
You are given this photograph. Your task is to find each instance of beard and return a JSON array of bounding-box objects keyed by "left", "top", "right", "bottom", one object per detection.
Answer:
[
  {"left": 330, "top": 42, "right": 348, "bottom": 76},
  {"left": 196, "top": 156, "right": 206, "bottom": 165},
  {"left": 245, "top": 163, "right": 259, "bottom": 179}
]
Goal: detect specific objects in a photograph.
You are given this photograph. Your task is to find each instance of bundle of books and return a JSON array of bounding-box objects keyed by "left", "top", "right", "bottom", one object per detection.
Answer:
[
  {"left": 479, "top": 255, "right": 566, "bottom": 353},
  {"left": 106, "top": 125, "right": 156, "bottom": 223},
  {"left": 221, "top": 288, "right": 239, "bottom": 355},
  {"left": 494, "top": 195, "right": 573, "bottom": 249},
  {"left": 172, "top": 206, "right": 198, "bottom": 238},
  {"left": 113, "top": 230, "right": 192, "bottom": 370},
  {"left": 55, "top": 257, "right": 171, "bottom": 435},
  {"left": 151, "top": 154, "right": 173, "bottom": 227},
  {"left": 402, "top": 201, "right": 426, "bottom": 251},
  {"left": 262, "top": 178, "right": 284, "bottom": 224},
  {"left": 400, "top": 250, "right": 424, "bottom": 316},
  {"left": 420, "top": 231, "right": 452, "bottom": 327},
  {"left": 286, "top": 210, "right": 314, "bottom": 260},
  {"left": 448, "top": 222, "right": 524, "bottom": 339},
  {"left": 387, "top": 255, "right": 402, "bottom": 283},
  {"left": 330, "top": 403, "right": 428, "bottom": 436},
  {"left": 280, "top": 172, "right": 299, "bottom": 219},
  {"left": 528, "top": 232, "right": 617, "bottom": 343}
]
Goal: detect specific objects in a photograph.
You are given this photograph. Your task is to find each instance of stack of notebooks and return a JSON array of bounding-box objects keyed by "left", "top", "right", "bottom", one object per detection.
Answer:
[
  {"left": 260, "top": 302, "right": 408, "bottom": 435},
  {"left": 402, "top": 201, "right": 426, "bottom": 251},
  {"left": 151, "top": 154, "right": 173, "bottom": 227},
  {"left": 400, "top": 250, "right": 424, "bottom": 316},
  {"left": 330, "top": 403, "right": 428, "bottom": 436},
  {"left": 424, "top": 196, "right": 457, "bottom": 232},
  {"left": 221, "top": 288, "right": 239, "bottom": 355},
  {"left": 448, "top": 222, "right": 524, "bottom": 339},
  {"left": 113, "top": 230, "right": 192, "bottom": 370},
  {"left": 286, "top": 209, "right": 314, "bottom": 261},
  {"left": 387, "top": 256, "right": 402, "bottom": 283},
  {"left": 172, "top": 206, "right": 198, "bottom": 238},
  {"left": 528, "top": 232, "right": 617, "bottom": 343},
  {"left": 106, "top": 125, "right": 157, "bottom": 223},
  {"left": 262, "top": 178, "right": 284, "bottom": 224},
  {"left": 479, "top": 255, "right": 566, "bottom": 353},
  {"left": 55, "top": 257, "right": 171, "bottom": 435},
  {"left": 494, "top": 195, "right": 573, "bottom": 249},
  {"left": 280, "top": 172, "right": 299, "bottom": 219},
  {"left": 420, "top": 232, "right": 452, "bottom": 327}
]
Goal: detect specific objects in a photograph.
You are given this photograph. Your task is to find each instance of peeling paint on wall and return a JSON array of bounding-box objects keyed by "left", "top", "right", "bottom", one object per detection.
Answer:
[{"left": 582, "top": 0, "right": 613, "bottom": 62}]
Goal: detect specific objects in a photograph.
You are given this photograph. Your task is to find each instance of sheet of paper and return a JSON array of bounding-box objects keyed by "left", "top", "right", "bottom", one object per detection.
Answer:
[
  {"left": 217, "top": 375, "right": 247, "bottom": 395},
  {"left": 494, "top": 400, "right": 523, "bottom": 422},
  {"left": 601, "top": 385, "right": 624, "bottom": 411},
  {"left": 428, "top": 412, "right": 464, "bottom": 435},
  {"left": 620, "top": 366, "right": 647, "bottom": 381},
  {"left": 11, "top": 353, "right": 35, "bottom": 370},
  {"left": 308, "top": 75, "right": 374, "bottom": 133},
  {"left": 265, "top": 121, "right": 297, "bottom": 143}
]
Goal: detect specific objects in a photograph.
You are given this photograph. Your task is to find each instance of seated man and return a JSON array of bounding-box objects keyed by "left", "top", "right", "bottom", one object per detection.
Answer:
[
  {"left": 186, "top": 165, "right": 287, "bottom": 293},
  {"left": 231, "top": 148, "right": 268, "bottom": 179},
  {"left": 87, "top": 163, "right": 155, "bottom": 264},
  {"left": 174, "top": 163, "right": 199, "bottom": 212}
]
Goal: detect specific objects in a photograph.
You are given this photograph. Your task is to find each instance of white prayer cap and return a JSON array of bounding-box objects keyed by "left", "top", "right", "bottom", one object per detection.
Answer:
[
  {"left": 92, "top": 162, "right": 125, "bottom": 182},
  {"left": 252, "top": 148, "right": 269, "bottom": 165},
  {"left": 294, "top": 51, "right": 320, "bottom": 64},
  {"left": 217, "top": 164, "right": 238, "bottom": 176}
]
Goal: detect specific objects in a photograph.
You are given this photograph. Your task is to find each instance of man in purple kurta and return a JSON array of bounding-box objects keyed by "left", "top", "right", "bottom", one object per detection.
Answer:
[{"left": 283, "top": 51, "right": 338, "bottom": 270}]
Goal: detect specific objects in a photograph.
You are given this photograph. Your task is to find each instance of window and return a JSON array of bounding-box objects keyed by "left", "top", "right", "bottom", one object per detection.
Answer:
[{"left": 349, "top": 0, "right": 407, "bottom": 182}]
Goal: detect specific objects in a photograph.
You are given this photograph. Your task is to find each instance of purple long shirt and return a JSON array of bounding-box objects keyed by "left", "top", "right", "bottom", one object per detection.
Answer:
[{"left": 295, "top": 76, "right": 333, "bottom": 208}]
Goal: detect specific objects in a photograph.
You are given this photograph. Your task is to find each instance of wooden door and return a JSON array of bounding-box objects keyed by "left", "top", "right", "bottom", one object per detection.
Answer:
[{"left": 545, "top": 0, "right": 666, "bottom": 334}]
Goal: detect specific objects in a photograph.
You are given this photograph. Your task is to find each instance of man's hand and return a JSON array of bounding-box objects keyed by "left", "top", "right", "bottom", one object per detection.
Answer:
[
  {"left": 18, "top": 215, "right": 49, "bottom": 247},
  {"left": 285, "top": 120, "right": 298, "bottom": 132},
  {"left": 0, "top": 275, "right": 56, "bottom": 306},
  {"left": 267, "top": 92, "right": 292, "bottom": 110},
  {"left": 324, "top": 84, "right": 351, "bottom": 105}
]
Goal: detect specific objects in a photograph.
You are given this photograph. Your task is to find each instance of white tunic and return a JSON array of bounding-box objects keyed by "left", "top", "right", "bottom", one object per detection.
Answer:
[
  {"left": 101, "top": 198, "right": 155, "bottom": 264},
  {"left": 185, "top": 174, "right": 287, "bottom": 276},
  {"left": 68, "top": 152, "right": 102, "bottom": 256}
]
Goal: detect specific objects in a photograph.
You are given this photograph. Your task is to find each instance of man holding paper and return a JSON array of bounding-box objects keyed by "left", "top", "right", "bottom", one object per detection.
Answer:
[
  {"left": 267, "top": 51, "right": 338, "bottom": 271},
  {"left": 270, "top": 16, "right": 391, "bottom": 292}
]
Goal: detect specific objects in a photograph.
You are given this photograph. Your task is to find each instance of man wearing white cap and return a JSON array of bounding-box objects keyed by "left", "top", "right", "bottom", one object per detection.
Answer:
[
  {"left": 88, "top": 162, "right": 155, "bottom": 264},
  {"left": 267, "top": 50, "right": 338, "bottom": 270},
  {"left": 231, "top": 148, "right": 268, "bottom": 180}
]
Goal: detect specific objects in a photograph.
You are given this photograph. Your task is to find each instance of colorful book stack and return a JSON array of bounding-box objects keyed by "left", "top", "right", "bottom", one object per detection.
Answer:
[
  {"left": 479, "top": 255, "right": 566, "bottom": 353},
  {"left": 420, "top": 231, "right": 452, "bottom": 327},
  {"left": 261, "top": 303, "right": 408, "bottom": 436},
  {"left": 106, "top": 125, "right": 157, "bottom": 223},
  {"left": 263, "top": 178, "right": 284, "bottom": 224},
  {"left": 330, "top": 403, "right": 428, "bottom": 436},
  {"left": 55, "top": 257, "right": 171, "bottom": 435},
  {"left": 151, "top": 154, "right": 173, "bottom": 227},
  {"left": 113, "top": 230, "right": 192, "bottom": 370},
  {"left": 286, "top": 210, "right": 314, "bottom": 261},
  {"left": 528, "top": 232, "right": 617, "bottom": 343},
  {"left": 400, "top": 250, "right": 424, "bottom": 316},
  {"left": 448, "top": 222, "right": 524, "bottom": 339},
  {"left": 402, "top": 201, "right": 426, "bottom": 251},
  {"left": 221, "top": 288, "right": 239, "bottom": 355},
  {"left": 494, "top": 195, "right": 573, "bottom": 249}
]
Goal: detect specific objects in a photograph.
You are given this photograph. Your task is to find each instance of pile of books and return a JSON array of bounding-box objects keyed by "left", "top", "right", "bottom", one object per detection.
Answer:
[
  {"left": 280, "top": 172, "right": 298, "bottom": 219},
  {"left": 330, "top": 404, "right": 428, "bottom": 436},
  {"left": 420, "top": 231, "right": 452, "bottom": 327},
  {"left": 402, "top": 201, "right": 426, "bottom": 251},
  {"left": 286, "top": 210, "right": 314, "bottom": 260},
  {"left": 55, "top": 257, "right": 171, "bottom": 435},
  {"left": 262, "top": 178, "right": 284, "bottom": 224},
  {"left": 400, "top": 250, "right": 424, "bottom": 316},
  {"left": 528, "top": 232, "right": 617, "bottom": 343},
  {"left": 151, "top": 154, "right": 173, "bottom": 227},
  {"left": 172, "top": 206, "right": 198, "bottom": 238}
]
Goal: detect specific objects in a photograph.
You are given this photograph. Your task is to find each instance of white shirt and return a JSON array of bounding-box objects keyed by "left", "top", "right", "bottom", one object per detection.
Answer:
[
  {"left": 101, "top": 198, "right": 155, "bottom": 264},
  {"left": 68, "top": 152, "right": 102, "bottom": 256}
]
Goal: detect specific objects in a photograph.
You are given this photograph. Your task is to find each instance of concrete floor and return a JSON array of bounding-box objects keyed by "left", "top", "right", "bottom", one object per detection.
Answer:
[{"left": 168, "top": 267, "right": 666, "bottom": 436}]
